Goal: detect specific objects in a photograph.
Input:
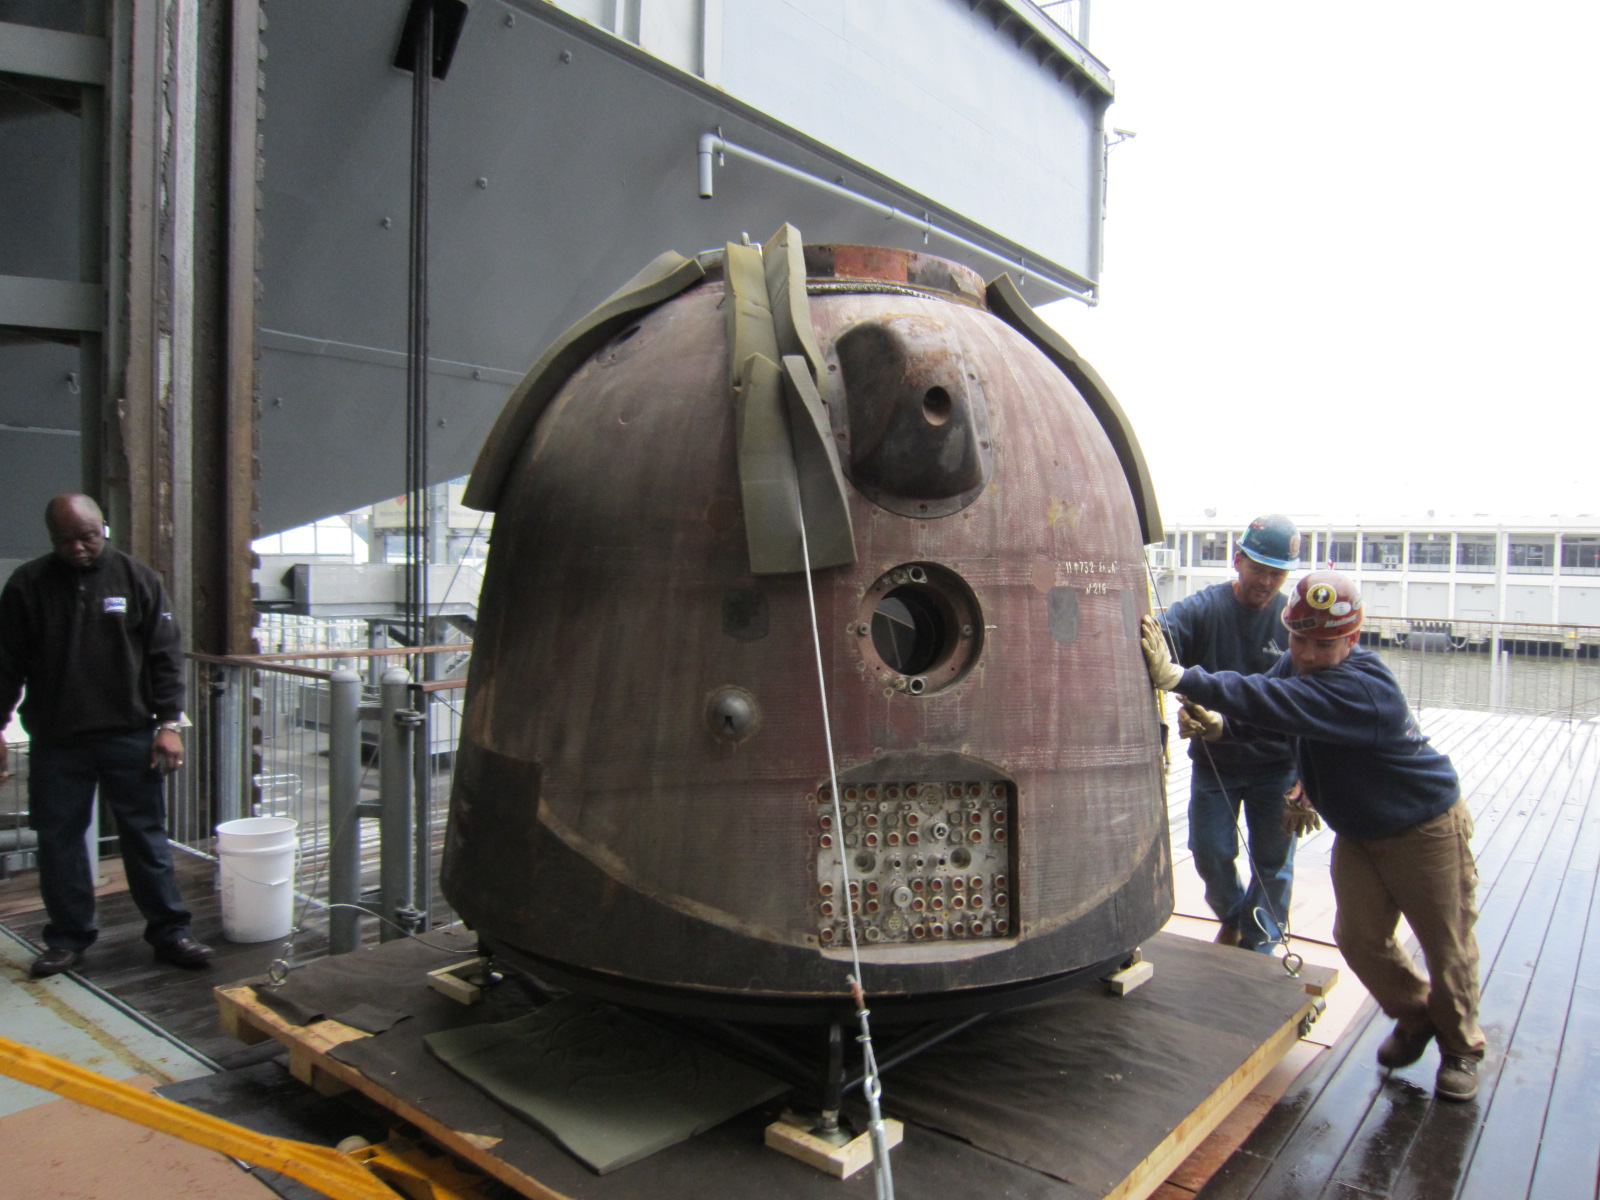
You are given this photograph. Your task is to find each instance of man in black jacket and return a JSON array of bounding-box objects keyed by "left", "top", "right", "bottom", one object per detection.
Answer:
[{"left": 0, "top": 494, "right": 212, "bottom": 977}]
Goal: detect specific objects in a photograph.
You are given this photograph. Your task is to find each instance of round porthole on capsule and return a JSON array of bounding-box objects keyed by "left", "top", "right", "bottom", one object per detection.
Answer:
[{"left": 857, "top": 563, "right": 983, "bottom": 695}]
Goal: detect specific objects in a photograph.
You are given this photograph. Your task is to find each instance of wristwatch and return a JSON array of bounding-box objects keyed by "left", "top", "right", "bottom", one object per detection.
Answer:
[{"left": 157, "top": 720, "right": 183, "bottom": 733}]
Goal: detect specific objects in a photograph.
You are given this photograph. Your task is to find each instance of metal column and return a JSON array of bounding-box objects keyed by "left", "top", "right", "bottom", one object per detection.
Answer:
[
  {"left": 214, "top": 664, "right": 246, "bottom": 826},
  {"left": 378, "top": 666, "right": 420, "bottom": 941},
  {"left": 326, "top": 669, "right": 362, "bottom": 954}
]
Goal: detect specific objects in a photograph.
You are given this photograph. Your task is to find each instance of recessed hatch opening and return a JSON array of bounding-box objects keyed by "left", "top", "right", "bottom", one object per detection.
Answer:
[{"left": 858, "top": 563, "right": 982, "bottom": 694}]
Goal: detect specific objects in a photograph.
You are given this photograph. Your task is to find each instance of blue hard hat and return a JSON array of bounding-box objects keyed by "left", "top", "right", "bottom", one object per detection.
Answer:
[{"left": 1237, "top": 514, "right": 1301, "bottom": 570}]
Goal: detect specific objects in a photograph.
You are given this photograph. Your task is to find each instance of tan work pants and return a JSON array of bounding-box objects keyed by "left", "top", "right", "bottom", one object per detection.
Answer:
[{"left": 1330, "top": 800, "right": 1486, "bottom": 1060}]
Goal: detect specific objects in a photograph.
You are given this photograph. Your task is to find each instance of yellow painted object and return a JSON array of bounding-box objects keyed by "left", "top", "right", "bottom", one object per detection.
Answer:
[
  {"left": 0, "top": 1033, "right": 480, "bottom": 1200},
  {"left": 343, "top": 1135, "right": 494, "bottom": 1200}
]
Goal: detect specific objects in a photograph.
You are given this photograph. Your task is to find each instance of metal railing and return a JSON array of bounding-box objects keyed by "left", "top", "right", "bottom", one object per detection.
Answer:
[
  {"left": 0, "top": 607, "right": 468, "bottom": 949},
  {"left": 1364, "top": 618, "right": 1600, "bottom": 720},
  {"left": 170, "top": 638, "right": 468, "bottom": 953},
  {"left": 1150, "top": 609, "right": 1599, "bottom": 721},
  {"left": 0, "top": 745, "right": 34, "bottom": 880}
]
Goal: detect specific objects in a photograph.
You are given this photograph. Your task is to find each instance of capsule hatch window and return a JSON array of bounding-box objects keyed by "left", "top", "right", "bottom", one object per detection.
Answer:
[{"left": 858, "top": 563, "right": 982, "bottom": 695}]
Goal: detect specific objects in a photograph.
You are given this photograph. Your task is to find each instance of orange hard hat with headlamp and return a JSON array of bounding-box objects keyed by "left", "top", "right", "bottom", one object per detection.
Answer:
[{"left": 1282, "top": 570, "right": 1364, "bottom": 639}]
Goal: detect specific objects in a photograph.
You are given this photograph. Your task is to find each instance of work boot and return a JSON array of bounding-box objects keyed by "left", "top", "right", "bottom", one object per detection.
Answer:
[
  {"left": 1377, "top": 1021, "right": 1435, "bottom": 1069},
  {"left": 1214, "top": 923, "right": 1241, "bottom": 948},
  {"left": 1435, "top": 1055, "right": 1480, "bottom": 1101}
]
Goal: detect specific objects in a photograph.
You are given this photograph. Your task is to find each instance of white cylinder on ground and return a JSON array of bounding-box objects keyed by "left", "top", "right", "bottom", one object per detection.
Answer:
[{"left": 215, "top": 816, "right": 298, "bottom": 942}]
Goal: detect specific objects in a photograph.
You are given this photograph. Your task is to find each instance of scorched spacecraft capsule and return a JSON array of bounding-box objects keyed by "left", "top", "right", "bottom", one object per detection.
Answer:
[{"left": 443, "top": 229, "right": 1172, "bottom": 1022}]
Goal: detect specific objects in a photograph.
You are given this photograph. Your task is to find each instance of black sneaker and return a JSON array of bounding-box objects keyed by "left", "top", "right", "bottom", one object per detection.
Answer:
[{"left": 1435, "top": 1055, "right": 1479, "bottom": 1101}]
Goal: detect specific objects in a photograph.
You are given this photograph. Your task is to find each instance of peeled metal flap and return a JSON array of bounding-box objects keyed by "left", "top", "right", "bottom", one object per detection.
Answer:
[
  {"left": 462, "top": 250, "right": 706, "bottom": 512},
  {"left": 735, "top": 355, "right": 857, "bottom": 576},
  {"left": 729, "top": 229, "right": 855, "bottom": 575},
  {"left": 735, "top": 353, "right": 799, "bottom": 576},
  {"left": 724, "top": 242, "right": 779, "bottom": 390},
  {"left": 762, "top": 223, "right": 823, "bottom": 376},
  {"left": 985, "top": 274, "right": 1163, "bottom": 545}
]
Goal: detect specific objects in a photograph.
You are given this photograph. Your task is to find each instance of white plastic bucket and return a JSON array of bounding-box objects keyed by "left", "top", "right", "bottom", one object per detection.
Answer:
[{"left": 216, "top": 816, "right": 298, "bottom": 942}]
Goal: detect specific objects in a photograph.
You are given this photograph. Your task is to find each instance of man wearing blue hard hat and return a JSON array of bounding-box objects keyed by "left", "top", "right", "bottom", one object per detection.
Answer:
[{"left": 1158, "top": 514, "right": 1306, "bottom": 953}]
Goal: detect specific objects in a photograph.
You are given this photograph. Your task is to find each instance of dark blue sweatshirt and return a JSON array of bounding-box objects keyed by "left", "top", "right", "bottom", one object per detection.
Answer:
[
  {"left": 1160, "top": 582, "right": 1293, "bottom": 776},
  {"left": 1176, "top": 647, "right": 1459, "bottom": 841}
]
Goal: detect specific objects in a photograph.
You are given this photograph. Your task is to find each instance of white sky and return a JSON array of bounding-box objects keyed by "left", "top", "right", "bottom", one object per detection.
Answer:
[{"left": 1041, "top": 2, "right": 1599, "bottom": 523}]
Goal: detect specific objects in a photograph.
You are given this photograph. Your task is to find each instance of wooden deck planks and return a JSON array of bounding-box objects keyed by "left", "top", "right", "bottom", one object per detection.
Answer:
[
  {"left": 1527, "top": 982, "right": 1600, "bottom": 1200},
  {"left": 1375, "top": 718, "right": 1599, "bottom": 1199},
  {"left": 1194, "top": 711, "right": 1600, "bottom": 1200},
  {"left": 1522, "top": 740, "right": 1600, "bottom": 1200}
]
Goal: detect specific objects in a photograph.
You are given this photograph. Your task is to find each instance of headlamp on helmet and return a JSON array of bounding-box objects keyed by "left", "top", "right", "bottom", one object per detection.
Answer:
[{"left": 1282, "top": 570, "right": 1363, "bottom": 639}]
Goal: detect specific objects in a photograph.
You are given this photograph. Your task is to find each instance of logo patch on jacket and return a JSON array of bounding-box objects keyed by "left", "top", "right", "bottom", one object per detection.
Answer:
[{"left": 103, "top": 596, "right": 127, "bottom": 614}]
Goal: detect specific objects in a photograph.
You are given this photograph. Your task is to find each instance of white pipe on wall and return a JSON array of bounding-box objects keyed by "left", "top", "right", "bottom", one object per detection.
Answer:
[{"left": 696, "top": 132, "right": 1098, "bottom": 304}]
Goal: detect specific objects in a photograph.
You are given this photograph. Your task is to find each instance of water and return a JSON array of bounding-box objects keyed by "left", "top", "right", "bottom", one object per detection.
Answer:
[{"left": 1376, "top": 644, "right": 1600, "bottom": 720}]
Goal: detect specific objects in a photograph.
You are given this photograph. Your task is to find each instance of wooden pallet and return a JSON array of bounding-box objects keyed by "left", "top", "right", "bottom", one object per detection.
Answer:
[
  {"left": 216, "top": 981, "right": 566, "bottom": 1199},
  {"left": 216, "top": 932, "right": 1334, "bottom": 1200}
]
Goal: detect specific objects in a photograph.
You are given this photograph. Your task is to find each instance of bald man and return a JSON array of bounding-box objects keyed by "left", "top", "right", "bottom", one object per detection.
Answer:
[{"left": 0, "top": 494, "right": 211, "bottom": 976}]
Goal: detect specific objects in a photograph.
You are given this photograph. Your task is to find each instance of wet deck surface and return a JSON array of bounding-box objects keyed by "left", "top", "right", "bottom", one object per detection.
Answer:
[
  {"left": 1, "top": 707, "right": 1596, "bottom": 1198},
  {"left": 1166, "top": 709, "right": 1600, "bottom": 1200}
]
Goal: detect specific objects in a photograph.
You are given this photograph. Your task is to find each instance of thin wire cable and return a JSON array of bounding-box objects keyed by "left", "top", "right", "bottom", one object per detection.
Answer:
[
  {"left": 429, "top": 508, "right": 489, "bottom": 623},
  {"left": 404, "top": 7, "right": 433, "bottom": 665},
  {"left": 796, "top": 521, "right": 858, "bottom": 968},
  {"left": 796, "top": 492, "right": 895, "bottom": 1200},
  {"left": 317, "top": 904, "right": 467, "bottom": 952},
  {"left": 1144, "top": 560, "right": 1300, "bottom": 971}
]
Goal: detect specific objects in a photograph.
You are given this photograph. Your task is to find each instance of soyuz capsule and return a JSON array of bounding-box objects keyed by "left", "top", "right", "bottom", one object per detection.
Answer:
[{"left": 444, "top": 230, "right": 1172, "bottom": 1021}]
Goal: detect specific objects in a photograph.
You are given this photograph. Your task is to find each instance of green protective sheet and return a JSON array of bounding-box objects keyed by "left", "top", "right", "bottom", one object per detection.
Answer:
[
  {"left": 781, "top": 354, "right": 855, "bottom": 569},
  {"left": 423, "top": 996, "right": 788, "bottom": 1175},
  {"left": 728, "top": 225, "right": 855, "bottom": 575},
  {"left": 725, "top": 241, "right": 780, "bottom": 388},
  {"left": 762, "top": 223, "right": 823, "bottom": 375},
  {"left": 734, "top": 352, "right": 801, "bottom": 576}
]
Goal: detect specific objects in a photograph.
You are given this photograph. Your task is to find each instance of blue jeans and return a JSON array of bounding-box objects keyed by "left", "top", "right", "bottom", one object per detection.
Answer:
[
  {"left": 1188, "top": 764, "right": 1297, "bottom": 952},
  {"left": 28, "top": 729, "right": 192, "bottom": 952}
]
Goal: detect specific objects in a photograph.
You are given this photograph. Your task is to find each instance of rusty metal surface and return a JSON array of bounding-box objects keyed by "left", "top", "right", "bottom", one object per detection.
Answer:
[
  {"left": 444, "top": 247, "right": 1170, "bottom": 1016},
  {"left": 834, "top": 313, "right": 993, "bottom": 517}
]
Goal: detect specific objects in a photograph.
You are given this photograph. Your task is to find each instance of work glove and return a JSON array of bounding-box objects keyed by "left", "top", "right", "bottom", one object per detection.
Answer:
[
  {"left": 1177, "top": 700, "right": 1224, "bottom": 742},
  {"left": 1139, "top": 615, "right": 1184, "bottom": 692},
  {"left": 1282, "top": 782, "right": 1321, "bottom": 836}
]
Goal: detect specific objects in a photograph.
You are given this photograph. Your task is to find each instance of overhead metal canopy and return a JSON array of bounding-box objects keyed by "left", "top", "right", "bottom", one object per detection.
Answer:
[{"left": 255, "top": 0, "right": 1113, "bottom": 533}]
